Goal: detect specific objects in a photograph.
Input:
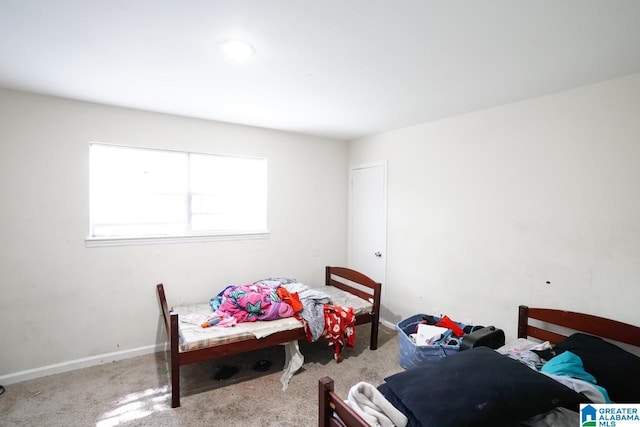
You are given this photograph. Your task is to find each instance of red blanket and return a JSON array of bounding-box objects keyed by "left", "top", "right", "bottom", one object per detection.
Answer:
[{"left": 308, "top": 305, "right": 356, "bottom": 362}]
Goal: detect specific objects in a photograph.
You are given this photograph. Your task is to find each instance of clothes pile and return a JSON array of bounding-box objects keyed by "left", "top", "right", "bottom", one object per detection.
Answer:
[{"left": 206, "top": 277, "right": 356, "bottom": 362}]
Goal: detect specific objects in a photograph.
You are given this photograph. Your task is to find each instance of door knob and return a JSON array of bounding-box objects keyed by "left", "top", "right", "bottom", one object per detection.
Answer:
[{"left": 374, "top": 252, "right": 382, "bottom": 258}]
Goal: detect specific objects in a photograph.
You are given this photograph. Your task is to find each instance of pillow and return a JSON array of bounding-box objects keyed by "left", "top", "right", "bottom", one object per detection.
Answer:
[
  {"left": 378, "top": 347, "right": 585, "bottom": 427},
  {"left": 553, "top": 333, "right": 640, "bottom": 403}
]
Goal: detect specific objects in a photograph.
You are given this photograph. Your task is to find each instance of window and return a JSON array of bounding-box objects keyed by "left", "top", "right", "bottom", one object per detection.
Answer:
[{"left": 88, "top": 143, "right": 267, "bottom": 245}]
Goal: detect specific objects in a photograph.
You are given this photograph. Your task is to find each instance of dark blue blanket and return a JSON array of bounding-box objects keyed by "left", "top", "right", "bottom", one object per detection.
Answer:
[{"left": 378, "top": 347, "right": 586, "bottom": 427}]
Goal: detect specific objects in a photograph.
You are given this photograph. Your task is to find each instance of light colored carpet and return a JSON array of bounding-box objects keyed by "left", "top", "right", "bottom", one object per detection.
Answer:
[{"left": 1, "top": 324, "right": 400, "bottom": 426}]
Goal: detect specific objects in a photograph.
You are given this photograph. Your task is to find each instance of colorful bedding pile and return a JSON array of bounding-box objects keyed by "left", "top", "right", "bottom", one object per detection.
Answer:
[
  {"left": 207, "top": 282, "right": 302, "bottom": 326},
  {"left": 204, "top": 277, "right": 357, "bottom": 362}
]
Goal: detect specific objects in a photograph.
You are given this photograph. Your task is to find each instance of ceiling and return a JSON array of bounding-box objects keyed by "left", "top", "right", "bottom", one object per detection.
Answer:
[{"left": 1, "top": 1, "right": 640, "bottom": 141}]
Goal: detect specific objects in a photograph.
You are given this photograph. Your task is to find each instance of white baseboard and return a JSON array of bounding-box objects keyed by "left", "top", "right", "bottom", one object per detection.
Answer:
[
  {"left": 1, "top": 319, "right": 397, "bottom": 386},
  {"left": 0, "top": 343, "right": 165, "bottom": 385},
  {"left": 380, "top": 317, "right": 395, "bottom": 330}
]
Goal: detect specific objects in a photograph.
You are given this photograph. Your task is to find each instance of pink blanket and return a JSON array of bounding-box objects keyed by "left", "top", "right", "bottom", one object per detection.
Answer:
[{"left": 211, "top": 283, "right": 296, "bottom": 325}]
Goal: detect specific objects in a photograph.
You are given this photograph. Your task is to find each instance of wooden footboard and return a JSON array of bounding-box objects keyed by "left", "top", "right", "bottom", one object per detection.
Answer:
[
  {"left": 157, "top": 266, "right": 382, "bottom": 408},
  {"left": 156, "top": 283, "right": 182, "bottom": 408},
  {"left": 319, "top": 377, "right": 369, "bottom": 427}
]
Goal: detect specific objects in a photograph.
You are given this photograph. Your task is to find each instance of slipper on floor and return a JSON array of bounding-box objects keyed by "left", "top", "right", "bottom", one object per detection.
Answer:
[
  {"left": 0, "top": 385, "right": 5, "bottom": 396},
  {"left": 253, "top": 359, "right": 272, "bottom": 372},
  {"left": 213, "top": 365, "right": 239, "bottom": 380}
]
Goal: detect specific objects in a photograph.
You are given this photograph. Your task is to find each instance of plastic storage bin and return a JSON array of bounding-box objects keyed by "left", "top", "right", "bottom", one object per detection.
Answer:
[{"left": 397, "top": 313, "right": 466, "bottom": 369}]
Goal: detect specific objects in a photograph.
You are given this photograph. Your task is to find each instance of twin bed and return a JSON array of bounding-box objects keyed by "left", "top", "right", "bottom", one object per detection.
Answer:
[
  {"left": 156, "top": 266, "right": 382, "bottom": 408},
  {"left": 319, "top": 305, "right": 640, "bottom": 427}
]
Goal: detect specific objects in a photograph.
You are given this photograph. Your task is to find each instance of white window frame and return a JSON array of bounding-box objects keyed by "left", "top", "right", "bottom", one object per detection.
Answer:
[{"left": 86, "top": 143, "right": 269, "bottom": 247}]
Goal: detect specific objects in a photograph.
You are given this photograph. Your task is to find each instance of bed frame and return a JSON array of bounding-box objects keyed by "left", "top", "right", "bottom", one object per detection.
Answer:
[
  {"left": 319, "top": 304, "right": 640, "bottom": 427},
  {"left": 157, "top": 265, "right": 381, "bottom": 408}
]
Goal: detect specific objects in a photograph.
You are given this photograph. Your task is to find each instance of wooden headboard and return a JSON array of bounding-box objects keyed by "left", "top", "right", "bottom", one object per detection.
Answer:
[{"left": 517, "top": 305, "right": 640, "bottom": 348}]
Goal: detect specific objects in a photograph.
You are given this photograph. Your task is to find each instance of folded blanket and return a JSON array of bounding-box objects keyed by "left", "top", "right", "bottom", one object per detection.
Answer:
[{"left": 347, "top": 381, "right": 408, "bottom": 427}]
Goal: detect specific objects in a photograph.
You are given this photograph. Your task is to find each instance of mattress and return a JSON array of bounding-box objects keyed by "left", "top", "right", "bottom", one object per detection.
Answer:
[{"left": 172, "top": 285, "right": 374, "bottom": 352}]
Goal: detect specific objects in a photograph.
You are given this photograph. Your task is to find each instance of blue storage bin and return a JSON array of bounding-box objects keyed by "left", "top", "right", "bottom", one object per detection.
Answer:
[{"left": 397, "top": 313, "right": 466, "bottom": 369}]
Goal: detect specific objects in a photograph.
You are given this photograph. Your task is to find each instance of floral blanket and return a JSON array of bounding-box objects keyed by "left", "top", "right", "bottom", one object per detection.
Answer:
[{"left": 207, "top": 283, "right": 300, "bottom": 326}]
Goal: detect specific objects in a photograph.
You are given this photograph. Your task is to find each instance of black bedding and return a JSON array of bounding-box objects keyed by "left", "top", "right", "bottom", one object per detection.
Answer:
[
  {"left": 377, "top": 347, "right": 587, "bottom": 427},
  {"left": 551, "top": 333, "right": 640, "bottom": 403}
]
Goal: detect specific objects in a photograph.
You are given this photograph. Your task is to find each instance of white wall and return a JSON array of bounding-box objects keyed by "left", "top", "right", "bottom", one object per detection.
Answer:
[
  {"left": 0, "top": 89, "right": 348, "bottom": 381},
  {"left": 3, "top": 73, "right": 639, "bottom": 381},
  {"left": 349, "top": 74, "right": 640, "bottom": 340}
]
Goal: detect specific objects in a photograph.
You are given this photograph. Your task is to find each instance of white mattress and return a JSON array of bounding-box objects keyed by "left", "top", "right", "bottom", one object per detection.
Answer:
[{"left": 172, "top": 285, "right": 373, "bottom": 352}]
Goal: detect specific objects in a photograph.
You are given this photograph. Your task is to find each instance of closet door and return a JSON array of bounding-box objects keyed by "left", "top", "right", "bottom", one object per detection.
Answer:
[{"left": 350, "top": 162, "right": 387, "bottom": 292}]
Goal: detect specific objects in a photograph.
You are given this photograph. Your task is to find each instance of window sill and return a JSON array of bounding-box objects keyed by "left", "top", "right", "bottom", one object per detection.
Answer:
[{"left": 85, "top": 232, "right": 270, "bottom": 248}]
